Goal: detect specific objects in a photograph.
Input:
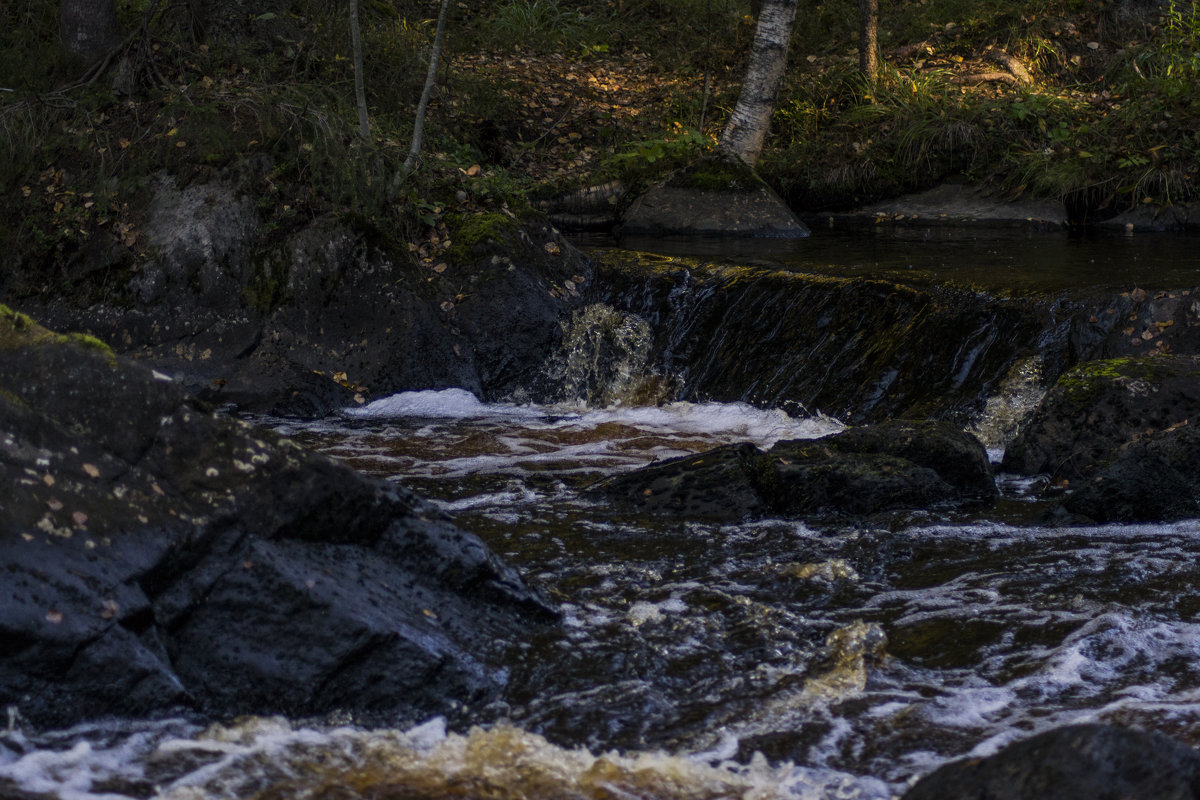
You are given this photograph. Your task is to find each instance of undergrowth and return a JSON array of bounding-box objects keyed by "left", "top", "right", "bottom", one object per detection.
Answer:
[{"left": 2, "top": 0, "right": 1200, "bottom": 273}]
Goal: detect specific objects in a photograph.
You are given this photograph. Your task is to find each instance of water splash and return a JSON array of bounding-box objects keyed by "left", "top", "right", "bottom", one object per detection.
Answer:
[
  {"left": 969, "top": 355, "right": 1047, "bottom": 460},
  {"left": 540, "top": 303, "right": 675, "bottom": 407}
]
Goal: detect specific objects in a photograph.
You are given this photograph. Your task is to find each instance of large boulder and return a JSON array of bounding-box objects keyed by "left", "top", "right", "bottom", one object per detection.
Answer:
[
  {"left": 903, "top": 724, "right": 1200, "bottom": 800},
  {"left": 590, "top": 420, "right": 994, "bottom": 521},
  {"left": 1003, "top": 355, "right": 1200, "bottom": 482},
  {"left": 0, "top": 306, "right": 555, "bottom": 729}
]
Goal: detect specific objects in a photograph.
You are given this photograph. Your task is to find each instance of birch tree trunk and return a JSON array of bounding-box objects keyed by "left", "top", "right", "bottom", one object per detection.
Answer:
[
  {"left": 718, "top": 0, "right": 798, "bottom": 167},
  {"left": 60, "top": 0, "right": 122, "bottom": 62},
  {"left": 349, "top": 0, "right": 370, "bottom": 139}
]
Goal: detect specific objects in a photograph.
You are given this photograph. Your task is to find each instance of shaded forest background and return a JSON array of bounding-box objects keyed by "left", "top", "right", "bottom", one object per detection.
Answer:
[{"left": 2, "top": 0, "right": 1199, "bottom": 278}]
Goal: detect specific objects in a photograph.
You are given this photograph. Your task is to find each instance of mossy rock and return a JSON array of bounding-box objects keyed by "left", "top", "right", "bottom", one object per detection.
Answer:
[
  {"left": 665, "top": 153, "right": 765, "bottom": 193},
  {"left": 0, "top": 304, "right": 114, "bottom": 360},
  {"left": 1002, "top": 354, "right": 1200, "bottom": 481},
  {"left": 445, "top": 211, "right": 523, "bottom": 263}
]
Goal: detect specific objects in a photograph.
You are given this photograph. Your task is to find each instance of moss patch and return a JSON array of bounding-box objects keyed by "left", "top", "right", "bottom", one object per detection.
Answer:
[
  {"left": 0, "top": 304, "right": 115, "bottom": 360},
  {"left": 445, "top": 212, "right": 521, "bottom": 262},
  {"left": 1055, "top": 357, "right": 1158, "bottom": 409},
  {"left": 666, "top": 153, "right": 765, "bottom": 193}
]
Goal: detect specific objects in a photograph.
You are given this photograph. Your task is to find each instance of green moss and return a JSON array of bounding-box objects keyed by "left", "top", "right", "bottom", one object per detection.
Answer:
[
  {"left": 0, "top": 304, "right": 115, "bottom": 360},
  {"left": 1055, "top": 357, "right": 1140, "bottom": 408},
  {"left": 666, "top": 154, "right": 764, "bottom": 193},
  {"left": 446, "top": 211, "right": 520, "bottom": 263},
  {"left": 64, "top": 332, "right": 115, "bottom": 355}
]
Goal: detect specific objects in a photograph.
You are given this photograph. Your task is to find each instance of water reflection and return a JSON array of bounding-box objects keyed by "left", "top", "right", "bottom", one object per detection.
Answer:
[{"left": 600, "top": 228, "right": 1200, "bottom": 293}]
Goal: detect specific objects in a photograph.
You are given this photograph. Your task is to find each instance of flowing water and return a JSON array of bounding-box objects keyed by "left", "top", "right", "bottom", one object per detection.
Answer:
[{"left": 7, "top": 232, "right": 1200, "bottom": 799}]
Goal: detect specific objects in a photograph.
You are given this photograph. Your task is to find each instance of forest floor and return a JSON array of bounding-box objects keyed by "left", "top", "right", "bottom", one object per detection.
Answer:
[{"left": 2, "top": 0, "right": 1199, "bottom": 280}]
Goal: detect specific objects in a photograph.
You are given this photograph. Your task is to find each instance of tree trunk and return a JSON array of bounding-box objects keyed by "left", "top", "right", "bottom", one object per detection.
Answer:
[
  {"left": 60, "top": 0, "right": 122, "bottom": 63},
  {"left": 403, "top": 0, "right": 452, "bottom": 172},
  {"left": 718, "top": 0, "right": 798, "bottom": 167},
  {"left": 349, "top": 0, "right": 370, "bottom": 139},
  {"left": 859, "top": 0, "right": 879, "bottom": 84}
]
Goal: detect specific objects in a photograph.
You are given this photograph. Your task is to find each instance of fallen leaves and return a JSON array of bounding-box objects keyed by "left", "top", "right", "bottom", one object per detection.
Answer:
[
  {"left": 100, "top": 599, "right": 119, "bottom": 620},
  {"left": 453, "top": 51, "right": 717, "bottom": 183},
  {"left": 32, "top": 165, "right": 140, "bottom": 250}
]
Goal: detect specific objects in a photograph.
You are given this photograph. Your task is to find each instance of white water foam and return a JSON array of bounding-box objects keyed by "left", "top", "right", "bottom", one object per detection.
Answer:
[
  {"left": 345, "top": 389, "right": 842, "bottom": 449},
  {"left": 0, "top": 716, "right": 898, "bottom": 800},
  {"left": 347, "top": 388, "right": 546, "bottom": 420}
]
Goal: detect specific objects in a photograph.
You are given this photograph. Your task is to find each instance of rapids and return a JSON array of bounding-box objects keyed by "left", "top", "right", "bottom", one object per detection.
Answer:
[{"left": 6, "top": 391, "right": 1200, "bottom": 800}]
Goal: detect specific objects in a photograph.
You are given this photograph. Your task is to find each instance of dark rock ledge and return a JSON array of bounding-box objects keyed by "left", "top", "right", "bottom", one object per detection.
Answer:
[
  {"left": 0, "top": 306, "right": 555, "bottom": 730},
  {"left": 589, "top": 420, "right": 995, "bottom": 521}
]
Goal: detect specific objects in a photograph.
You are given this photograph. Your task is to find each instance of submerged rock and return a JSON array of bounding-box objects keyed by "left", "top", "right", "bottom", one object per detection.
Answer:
[
  {"left": 1097, "top": 201, "right": 1200, "bottom": 233},
  {"left": 0, "top": 307, "right": 555, "bottom": 729},
  {"left": 903, "top": 724, "right": 1200, "bottom": 800},
  {"left": 820, "top": 183, "right": 1068, "bottom": 230},
  {"left": 590, "top": 420, "right": 994, "bottom": 521}
]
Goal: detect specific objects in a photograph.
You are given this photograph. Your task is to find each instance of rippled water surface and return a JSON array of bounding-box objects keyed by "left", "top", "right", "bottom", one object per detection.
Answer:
[{"left": 6, "top": 391, "right": 1200, "bottom": 799}]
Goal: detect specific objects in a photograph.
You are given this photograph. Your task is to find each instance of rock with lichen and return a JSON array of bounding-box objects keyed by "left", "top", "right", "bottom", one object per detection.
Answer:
[
  {"left": 1002, "top": 354, "right": 1200, "bottom": 481},
  {"left": 619, "top": 154, "right": 810, "bottom": 238},
  {"left": 0, "top": 306, "right": 555, "bottom": 729}
]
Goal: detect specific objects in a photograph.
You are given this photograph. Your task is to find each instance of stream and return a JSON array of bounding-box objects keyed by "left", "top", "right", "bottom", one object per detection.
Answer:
[{"left": 6, "top": 231, "right": 1200, "bottom": 799}]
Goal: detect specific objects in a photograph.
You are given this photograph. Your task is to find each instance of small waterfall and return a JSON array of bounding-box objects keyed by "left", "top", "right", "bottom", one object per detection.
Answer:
[
  {"left": 969, "top": 354, "right": 1047, "bottom": 459},
  {"left": 592, "top": 251, "right": 1056, "bottom": 423},
  {"left": 538, "top": 303, "right": 676, "bottom": 407}
]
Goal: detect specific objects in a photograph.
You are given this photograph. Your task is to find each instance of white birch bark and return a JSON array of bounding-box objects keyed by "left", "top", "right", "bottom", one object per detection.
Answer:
[{"left": 718, "top": 0, "right": 798, "bottom": 167}]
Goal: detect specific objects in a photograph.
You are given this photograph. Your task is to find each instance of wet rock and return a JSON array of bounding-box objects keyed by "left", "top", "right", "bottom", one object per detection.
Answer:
[
  {"left": 1062, "top": 424, "right": 1200, "bottom": 522},
  {"left": 829, "top": 420, "right": 998, "bottom": 498},
  {"left": 590, "top": 420, "right": 994, "bottom": 521},
  {"left": 1069, "top": 288, "right": 1200, "bottom": 363},
  {"left": 1002, "top": 355, "right": 1200, "bottom": 482},
  {"left": 0, "top": 307, "right": 555, "bottom": 729},
  {"left": 620, "top": 154, "right": 810, "bottom": 238},
  {"left": 9, "top": 172, "right": 590, "bottom": 418},
  {"left": 591, "top": 252, "right": 1051, "bottom": 424},
  {"left": 903, "top": 724, "right": 1200, "bottom": 800},
  {"left": 592, "top": 442, "right": 773, "bottom": 519}
]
